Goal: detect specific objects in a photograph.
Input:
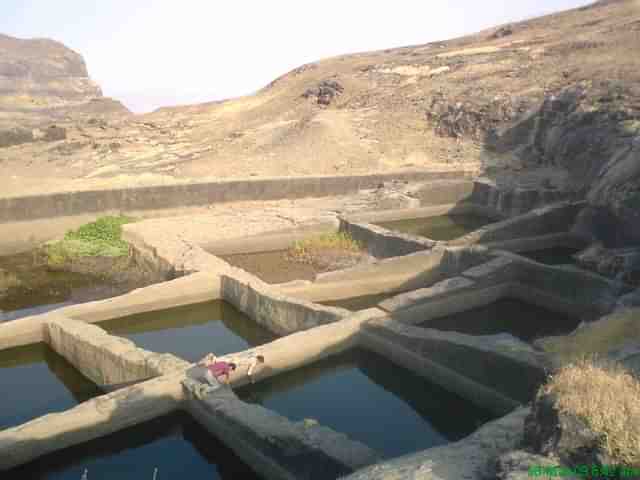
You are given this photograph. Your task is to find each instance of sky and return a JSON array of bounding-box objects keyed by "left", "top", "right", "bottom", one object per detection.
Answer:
[{"left": 2, "top": 0, "right": 594, "bottom": 113}]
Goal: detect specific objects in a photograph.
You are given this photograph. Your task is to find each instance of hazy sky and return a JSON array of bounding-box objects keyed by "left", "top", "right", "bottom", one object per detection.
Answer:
[{"left": 2, "top": 0, "right": 594, "bottom": 113}]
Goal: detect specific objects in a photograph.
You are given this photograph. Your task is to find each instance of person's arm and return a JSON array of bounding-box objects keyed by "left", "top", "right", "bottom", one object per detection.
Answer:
[{"left": 247, "top": 358, "right": 257, "bottom": 377}]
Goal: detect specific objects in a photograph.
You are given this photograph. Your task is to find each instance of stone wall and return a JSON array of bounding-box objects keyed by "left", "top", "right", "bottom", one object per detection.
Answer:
[
  {"left": 0, "top": 372, "right": 185, "bottom": 471},
  {"left": 45, "top": 316, "right": 189, "bottom": 387},
  {"left": 449, "top": 201, "right": 586, "bottom": 246},
  {"left": 184, "top": 381, "right": 380, "bottom": 480},
  {"left": 361, "top": 318, "right": 548, "bottom": 412},
  {"left": 340, "top": 220, "right": 436, "bottom": 258},
  {"left": 0, "top": 171, "right": 470, "bottom": 223},
  {"left": 469, "top": 180, "right": 580, "bottom": 217},
  {"left": 221, "top": 269, "right": 351, "bottom": 336}
]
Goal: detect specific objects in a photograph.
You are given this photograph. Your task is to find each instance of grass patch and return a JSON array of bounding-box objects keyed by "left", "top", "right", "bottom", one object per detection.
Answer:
[
  {"left": 44, "top": 215, "right": 135, "bottom": 265},
  {"left": 288, "top": 232, "right": 362, "bottom": 263},
  {"left": 0, "top": 269, "right": 21, "bottom": 291},
  {"left": 542, "top": 358, "right": 640, "bottom": 465}
]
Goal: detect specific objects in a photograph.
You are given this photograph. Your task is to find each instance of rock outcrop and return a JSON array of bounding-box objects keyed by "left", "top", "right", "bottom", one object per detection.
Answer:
[
  {"left": 0, "top": 33, "right": 101, "bottom": 106},
  {"left": 0, "top": 33, "right": 129, "bottom": 133}
]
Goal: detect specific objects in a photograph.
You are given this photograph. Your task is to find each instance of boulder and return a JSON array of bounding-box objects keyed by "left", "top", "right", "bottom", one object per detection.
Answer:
[
  {"left": 523, "top": 393, "right": 616, "bottom": 468},
  {"left": 43, "top": 125, "right": 67, "bottom": 142},
  {"left": 302, "top": 79, "right": 344, "bottom": 106}
]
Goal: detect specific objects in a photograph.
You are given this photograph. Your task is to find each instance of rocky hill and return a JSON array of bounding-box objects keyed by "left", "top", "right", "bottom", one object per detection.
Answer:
[
  {"left": 0, "top": 0, "right": 638, "bottom": 244},
  {"left": 0, "top": 34, "right": 129, "bottom": 145}
]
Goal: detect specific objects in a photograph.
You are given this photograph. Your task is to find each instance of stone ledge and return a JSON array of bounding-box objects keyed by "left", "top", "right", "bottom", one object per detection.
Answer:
[
  {"left": 341, "top": 407, "right": 531, "bottom": 480},
  {"left": 46, "top": 316, "right": 189, "bottom": 386},
  {"left": 379, "top": 277, "right": 475, "bottom": 312},
  {"left": 184, "top": 381, "right": 380, "bottom": 480}
]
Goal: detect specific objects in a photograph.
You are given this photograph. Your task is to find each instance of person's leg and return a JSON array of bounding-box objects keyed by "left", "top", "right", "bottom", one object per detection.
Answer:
[{"left": 204, "top": 368, "right": 217, "bottom": 386}]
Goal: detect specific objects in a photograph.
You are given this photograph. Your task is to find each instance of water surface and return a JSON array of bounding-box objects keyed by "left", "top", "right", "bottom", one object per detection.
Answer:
[
  {"left": 376, "top": 215, "right": 492, "bottom": 241},
  {"left": 0, "top": 342, "right": 102, "bottom": 430},
  {"left": 0, "top": 251, "right": 129, "bottom": 322},
  {"left": 7, "top": 411, "right": 262, "bottom": 479},
  {"left": 519, "top": 247, "right": 580, "bottom": 266},
  {"left": 100, "top": 301, "right": 276, "bottom": 363},
  {"left": 237, "top": 349, "right": 495, "bottom": 459},
  {"left": 420, "top": 297, "right": 581, "bottom": 342}
]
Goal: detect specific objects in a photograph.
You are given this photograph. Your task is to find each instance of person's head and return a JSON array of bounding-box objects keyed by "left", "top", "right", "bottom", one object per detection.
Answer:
[
  {"left": 256, "top": 355, "right": 265, "bottom": 364},
  {"left": 229, "top": 363, "right": 237, "bottom": 371}
]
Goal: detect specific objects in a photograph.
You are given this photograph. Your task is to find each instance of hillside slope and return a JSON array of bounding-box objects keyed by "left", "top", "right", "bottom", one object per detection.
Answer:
[
  {"left": 0, "top": 0, "right": 638, "bottom": 240},
  {"left": 0, "top": 34, "right": 129, "bottom": 141}
]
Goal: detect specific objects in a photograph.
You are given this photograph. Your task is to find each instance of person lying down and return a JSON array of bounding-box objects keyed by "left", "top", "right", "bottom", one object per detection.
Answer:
[{"left": 198, "top": 352, "right": 266, "bottom": 385}]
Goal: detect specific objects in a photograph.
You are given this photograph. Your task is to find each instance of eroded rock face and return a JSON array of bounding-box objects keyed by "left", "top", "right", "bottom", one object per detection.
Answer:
[
  {"left": 491, "top": 84, "right": 640, "bottom": 245},
  {"left": 302, "top": 79, "right": 345, "bottom": 106},
  {"left": 523, "top": 393, "right": 616, "bottom": 469},
  {"left": 573, "top": 243, "right": 640, "bottom": 285},
  {"left": 0, "top": 33, "right": 101, "bottom": 105}
]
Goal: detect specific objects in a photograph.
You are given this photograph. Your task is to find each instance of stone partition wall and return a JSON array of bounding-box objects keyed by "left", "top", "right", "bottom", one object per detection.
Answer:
[
  {"left": 45, "top": 316, "right": 190, "bottom": 387},
  {"left": 184, "top": 380, "right": 380, "bottom": 480},
  {"left": 360, "top": 318, "right": 549, "bottom": 413},
  {"left": 339, "top": 219, "right": 436, "bottom": 258},
  {"left": 468, "top": 180, "right": 581, "bottom": 217},
  {"left": 0, "top": 373, "right": 186, "bottom": 471},
  {"left": 510, "top": 257, "right": 625, "bottom": 319},
  {"left": 0, "top": 171, "right": 472, "bottom": 223},
  {"left": 448, "top": 201, "right": 586, "bottom": 247},
  {"left": 339, "top": 202, "right": 585, "bottom": 260},
  {"left": 221, "top": 269, "right": 352, "bottom": 336}
]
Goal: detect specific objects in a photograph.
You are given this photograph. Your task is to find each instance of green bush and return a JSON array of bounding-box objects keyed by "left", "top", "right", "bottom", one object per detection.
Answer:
[{"left": 45, "top": 215, "right": 135, "bottom": 264}]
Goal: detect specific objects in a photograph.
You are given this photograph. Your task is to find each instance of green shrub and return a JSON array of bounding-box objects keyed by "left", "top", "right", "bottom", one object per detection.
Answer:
[{"left": 45, "top": 215, "right": 135, "bottom": 264}]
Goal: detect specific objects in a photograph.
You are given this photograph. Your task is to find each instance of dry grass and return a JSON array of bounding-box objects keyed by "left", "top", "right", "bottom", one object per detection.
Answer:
[
  {"left": 543, "top": 358, "right": 640, "bottom": 465},
  {"left": 0, "top": 269, "right": 21, "bottom": 291},
  {"left": 287, "top": 232, "right": 363, "bottom": 264},
  {"left": 537, "top": 308, "right": 640, "bottom": 365}
]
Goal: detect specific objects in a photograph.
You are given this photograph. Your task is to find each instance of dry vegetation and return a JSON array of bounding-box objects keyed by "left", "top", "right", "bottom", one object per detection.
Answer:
[
  {"left": 543, "top": 358, "right": 640, "bottom": 465},
  {"left": 537, "top": 308, "right": 640, "bottom": 365},
  {"left": 288, "top": 232, "right": 362, "bottom": 261},
  {"left": 286, "top": 231, "right": 367, "bottom": 271}
]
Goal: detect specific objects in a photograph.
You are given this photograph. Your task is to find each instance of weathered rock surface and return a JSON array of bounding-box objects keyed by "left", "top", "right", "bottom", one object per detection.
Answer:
[
  {"left": 0, "top": 34, "right": 129, "bottom": 140},
  {"left": 0, "top": 33, "right": 101, "bottom": 103},
  {"left": 523, "top": 393, "right": 616, "bottom": 469},
  {"left": 574, "top": 243, "right": 640, "bottom": 285}
]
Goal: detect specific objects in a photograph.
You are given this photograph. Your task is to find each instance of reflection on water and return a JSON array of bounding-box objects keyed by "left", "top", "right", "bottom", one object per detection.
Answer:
[
  {"left": 376, "top": 215, "right": 492, "bottom": 241},
  {"left": 0, "top": 343, "right": 102, "bottom": 430},
  {"left": 7, "top": 410, "right": 262, "bottom": 479},
  {"left": 237, "top": 349, "right": 495, "bottom": 459},
  {"left": 100, "top": 301, "right": 276, "bottom": 363},
  {"left": 0, "top": 251, "right": 127, "bottom": 322},
  {"left": 421, "top": 297, "right": 581, "bottom": 342},
  {"left": 519, "top": 247, "right": 580, "bottom": 266}
]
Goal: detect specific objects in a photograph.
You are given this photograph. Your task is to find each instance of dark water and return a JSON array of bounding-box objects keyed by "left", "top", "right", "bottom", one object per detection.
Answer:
[
  {"left": 376, "top": 215, "right": 492, "bottom": 241},
  {"left": 519, "top": 247, "right": 580, "bottom": 266},
  {"left": 6, "top": 410, "right": 262, "bottom": 480},
  {"left": 0, "top": 342, "right": 102, "bottom": 431},
  {"left": 237, "top": 349, "right": 495, "bottom": 459},
  {"left": 420, "top": 297, "right": 581, "bottom": 342},
  {"left": 320, "top": 292, "right": 397, "bottom": 311},
  {"left": 100, "top": 301, "right": 276, "bottom": 363},
  {"left": 0, "top": 251, "right": 127, "bottom": 322}
]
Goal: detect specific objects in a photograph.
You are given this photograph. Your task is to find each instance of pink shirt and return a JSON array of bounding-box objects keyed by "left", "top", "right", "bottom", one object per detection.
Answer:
[{"left": 207, "top": 362, "right": 233, "bottom": 377}]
